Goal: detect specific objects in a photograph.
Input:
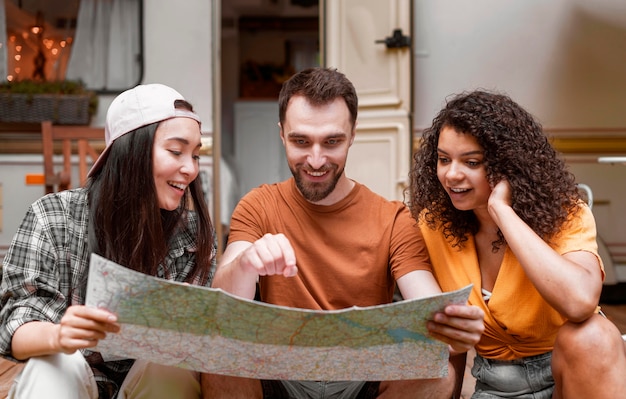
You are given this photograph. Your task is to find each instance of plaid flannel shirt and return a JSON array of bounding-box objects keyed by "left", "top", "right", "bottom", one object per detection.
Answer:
[{"left": 0, "top": 188, "right": 213, "bottom": 398}]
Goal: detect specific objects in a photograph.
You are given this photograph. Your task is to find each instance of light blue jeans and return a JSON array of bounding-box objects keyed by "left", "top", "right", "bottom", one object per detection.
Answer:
[{"left": 470, "top": 352, "right": 554, "bottom": 399}]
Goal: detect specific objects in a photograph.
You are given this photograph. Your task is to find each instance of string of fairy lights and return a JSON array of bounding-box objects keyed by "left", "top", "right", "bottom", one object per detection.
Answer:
[{"left": 3, "top": 6, "right": 75, "bottom": 82}]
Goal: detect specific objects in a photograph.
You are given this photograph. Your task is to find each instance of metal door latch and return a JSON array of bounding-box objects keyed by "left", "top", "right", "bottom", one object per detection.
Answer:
[{"left": 375, "top": 29, "right": 411, "bottom": 49}]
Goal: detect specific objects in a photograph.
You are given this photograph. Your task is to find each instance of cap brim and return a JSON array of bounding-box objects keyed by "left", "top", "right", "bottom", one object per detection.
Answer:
[{"left": 87, "top": 144, "right": 112, "bottom": 177}]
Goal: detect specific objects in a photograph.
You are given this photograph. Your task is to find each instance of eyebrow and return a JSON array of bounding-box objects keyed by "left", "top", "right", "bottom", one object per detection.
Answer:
[
  {"left": 167, "top": 137, "right": 202, "bottom": 148},
  {"left": 437, "top": 148, "right": 484, "bottom": 156},
  {"left": 287, "top": 132, "right": 347, "bottom": 139}
]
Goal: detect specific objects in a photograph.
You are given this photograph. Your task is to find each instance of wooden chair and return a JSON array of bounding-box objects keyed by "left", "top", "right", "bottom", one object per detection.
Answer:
[{"left": 40, "top": 121, "right": 105, "bottom": 194}]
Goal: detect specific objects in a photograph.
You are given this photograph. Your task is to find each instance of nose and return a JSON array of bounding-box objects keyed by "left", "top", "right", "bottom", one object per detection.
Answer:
[
  {"left": 180, "top": 155, "right": 199, "bottom": 178},
  {"left": 306, "top": 145, "right": 326, "bottom": 169},
  {"left": 445, "top": 161, "right": 463, "bottom": 181}
]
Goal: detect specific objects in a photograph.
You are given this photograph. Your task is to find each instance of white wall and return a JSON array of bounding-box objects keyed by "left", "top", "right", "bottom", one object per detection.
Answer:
[
  {"left": 412, "top": 0, "right": 626, "bottom": 128},
  {"left": 141, "top": 0, "right": 214, "bottom": 134}
]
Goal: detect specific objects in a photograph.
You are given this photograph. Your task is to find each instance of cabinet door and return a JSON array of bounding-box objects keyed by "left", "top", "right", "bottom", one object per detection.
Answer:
[{"left": 322, "top": 0, "right": 412, "bottom": 201}]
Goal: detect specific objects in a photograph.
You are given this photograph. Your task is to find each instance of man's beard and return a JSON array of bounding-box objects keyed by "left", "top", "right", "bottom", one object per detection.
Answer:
[{"left": 291, "top": 164, "right": 343, "bottom": 202}]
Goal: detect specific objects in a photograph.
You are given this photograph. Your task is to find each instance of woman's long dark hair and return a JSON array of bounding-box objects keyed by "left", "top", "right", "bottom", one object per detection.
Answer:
[
  {"left": 87, "top": 103, "right": 214, "bottom": 284},
  {"left": 409, "top": 90, "right": 581, "bottom": 250}
]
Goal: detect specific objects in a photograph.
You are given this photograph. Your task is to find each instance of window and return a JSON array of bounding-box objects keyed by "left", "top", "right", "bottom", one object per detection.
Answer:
[{"left": 1, "top": 0, "right": 143, "bottom": 93}]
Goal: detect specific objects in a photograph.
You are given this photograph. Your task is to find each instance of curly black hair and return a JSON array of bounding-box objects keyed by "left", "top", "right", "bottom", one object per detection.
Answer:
[{"left": 408, "top": 90, "right": 581, "bottom": 250}]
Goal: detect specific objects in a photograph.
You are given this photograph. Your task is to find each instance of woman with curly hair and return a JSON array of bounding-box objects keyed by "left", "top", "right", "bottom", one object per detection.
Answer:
[{"left": 409, "top": 90, "right": 626, "bottom": 398}]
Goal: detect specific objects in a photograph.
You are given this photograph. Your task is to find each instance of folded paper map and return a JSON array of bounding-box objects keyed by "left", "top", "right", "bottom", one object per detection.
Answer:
[{"left": 85, "top": 254, "right": 472, "bottom": 380}]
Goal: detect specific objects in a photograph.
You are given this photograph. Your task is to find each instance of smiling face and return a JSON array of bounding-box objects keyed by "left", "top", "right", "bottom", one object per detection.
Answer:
[
  {"left": 279, "top": 95, "right": 355, "bottom": 205},
  {"left": 152, "top": 117, "right": 202, "bottom": 210},
  {"left": 436, "top": 126, "right": 491, "bottom": 213}
]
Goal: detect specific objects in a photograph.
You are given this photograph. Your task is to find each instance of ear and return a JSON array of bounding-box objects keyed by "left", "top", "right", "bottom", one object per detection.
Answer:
[
  {"left": 349, "top": 121, "right": 357, "bottom": 147},
  {"left": 278, "top": 122, "right": 286, "bottom": 146}
]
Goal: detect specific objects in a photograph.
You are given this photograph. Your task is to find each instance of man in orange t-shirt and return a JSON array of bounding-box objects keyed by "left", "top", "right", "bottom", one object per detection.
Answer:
[{"left": 202, "top": 67, "right": 485, "bottom": 399}]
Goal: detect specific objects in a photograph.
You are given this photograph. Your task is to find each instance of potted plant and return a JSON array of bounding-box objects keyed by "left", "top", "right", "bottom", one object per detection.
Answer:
[{"left": 0, "top": 80, "right": 98, "bottom": 125}]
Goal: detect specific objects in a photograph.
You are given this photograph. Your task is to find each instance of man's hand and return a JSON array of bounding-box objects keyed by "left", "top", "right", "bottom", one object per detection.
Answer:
[
  {"left": 237, "top": 233, "right": 298, "bottom": 278},
  {"left": 427, "top": 304, "right": 484, "bottom": 355},
  {"left": 213, "top": 234, "right": 298, "bottom": 299}
]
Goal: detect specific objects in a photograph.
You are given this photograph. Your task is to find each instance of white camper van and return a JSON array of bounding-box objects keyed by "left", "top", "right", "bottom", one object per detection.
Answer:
[{"left": 1, "top": 0, "right": 625, "bottom": 292}]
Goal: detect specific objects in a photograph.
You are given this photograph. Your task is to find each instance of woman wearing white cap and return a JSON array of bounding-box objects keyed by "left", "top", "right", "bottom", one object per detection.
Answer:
[{"left": 0, "top": 84, "right": 216, "bottom": 398}]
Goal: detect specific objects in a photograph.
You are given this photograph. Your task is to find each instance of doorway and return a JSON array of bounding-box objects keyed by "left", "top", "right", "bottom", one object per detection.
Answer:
[
  {"left": 217, "top": 0, "right": 414, "bottom": 238},
  {"left": 219, "top": 0, "right": 320, "bottom": 233}
]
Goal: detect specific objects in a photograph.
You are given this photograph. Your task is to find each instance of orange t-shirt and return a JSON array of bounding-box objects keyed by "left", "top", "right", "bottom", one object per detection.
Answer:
[
  {"left": 228, "top": 179, "right": 431, "bottom": 310},
  {"left": 420, "top": 204, "right": 602, "bottom": 360}
]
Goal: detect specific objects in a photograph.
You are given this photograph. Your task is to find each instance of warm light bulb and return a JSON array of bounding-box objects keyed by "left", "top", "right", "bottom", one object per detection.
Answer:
[{"left": 14, "top": 55, "right": 21, "bottom": 61}]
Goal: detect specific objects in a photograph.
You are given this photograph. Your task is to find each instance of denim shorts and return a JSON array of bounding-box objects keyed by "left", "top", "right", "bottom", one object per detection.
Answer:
[
  {"left": 261, "top": 380, "right": 380, "bottom": 399},
  {"left": 470, "top": 352, "right": 554, "bottom": 399}
]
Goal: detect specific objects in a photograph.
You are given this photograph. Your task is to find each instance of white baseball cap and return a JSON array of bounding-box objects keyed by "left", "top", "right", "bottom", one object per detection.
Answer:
[{"left": 88, "top": 83, "right": 201, "bottom": 177}]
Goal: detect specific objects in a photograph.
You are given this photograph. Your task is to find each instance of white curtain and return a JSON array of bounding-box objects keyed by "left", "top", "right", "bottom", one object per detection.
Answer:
[
  {"left": 66, "top": 0, "right": 140, "bottom": 90},
  {"left": 0, "top": 0, "right": 6, "bottom": 81}
]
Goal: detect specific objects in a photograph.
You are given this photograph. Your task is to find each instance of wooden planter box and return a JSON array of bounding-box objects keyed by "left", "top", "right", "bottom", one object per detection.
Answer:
[{"left": 0, "top": 93, "right": 92, "bottom": 125}]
